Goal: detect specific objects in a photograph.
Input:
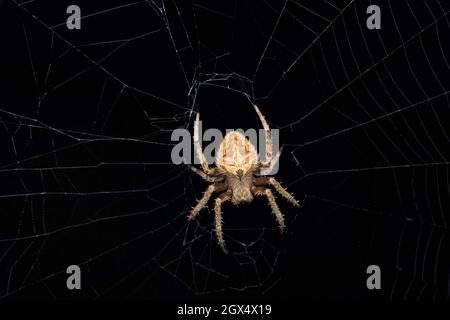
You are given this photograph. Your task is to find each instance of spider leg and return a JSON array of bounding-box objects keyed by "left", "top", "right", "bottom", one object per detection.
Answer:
[
  {"left": 254, "top": 187, "right": 285, "bottom": 232},
  {"left": 258, "top": 145, "right": 283, "bottom": 175},
  {"left": 269, "top": 177, "right": 300, "bottom": 207},
  {"left": 188, "top": 182, "right": 228, "bottom": 220},
  {"left": 214, "top": 191, "right": 231, "bottom": 254},
  {"left": 188, "top": 184, "right": 215, "bottom": 220},
  {"left": 189, "top": 165, "right": 215, "bottom": 183},
  {"left": 194, "top": 113, "right": 213, "bottom": 174},
  {"left": 255, "top": 176, "right": 300, "bottom": 207},
  {"left": 213, "top": 182, "right": 228, "bottom": 193},
  {"left": 254, "top": 105, "right": 272, "bottom": 167}
]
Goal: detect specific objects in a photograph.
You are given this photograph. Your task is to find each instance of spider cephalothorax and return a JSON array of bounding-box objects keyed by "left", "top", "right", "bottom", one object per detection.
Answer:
[{"left": 188, "top": 105, "right": 300, "bottom": 253}]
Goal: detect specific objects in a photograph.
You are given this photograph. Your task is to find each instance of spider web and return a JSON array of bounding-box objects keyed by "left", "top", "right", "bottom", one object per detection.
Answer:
[{"left": 0, "top": 0, "right": 449, "bottom": 300}]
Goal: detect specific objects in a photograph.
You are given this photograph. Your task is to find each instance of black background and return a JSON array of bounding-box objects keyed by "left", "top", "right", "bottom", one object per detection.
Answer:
[{"left": 1, "top": 0, "right": 450, "bottom": 304}]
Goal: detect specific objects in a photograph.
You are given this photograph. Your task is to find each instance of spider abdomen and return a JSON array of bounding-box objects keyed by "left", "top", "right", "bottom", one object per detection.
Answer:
[{"left": 216, "top": 131, "right": 259, "bottom": 177}]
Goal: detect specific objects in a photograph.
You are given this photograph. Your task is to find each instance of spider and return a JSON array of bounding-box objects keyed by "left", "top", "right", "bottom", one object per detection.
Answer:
[{"left": 188, "top": 105, "right": 300, "bottom": 253}]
